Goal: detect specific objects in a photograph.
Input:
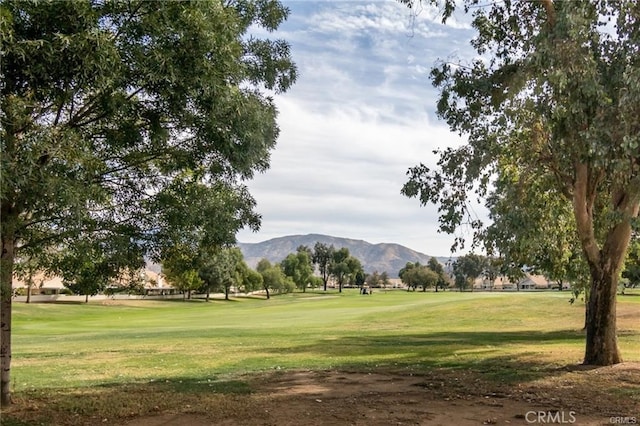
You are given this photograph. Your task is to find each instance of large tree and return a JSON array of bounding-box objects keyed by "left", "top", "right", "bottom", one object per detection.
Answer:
[
  {"left": 0, "top": 0, "right": 296, "bottom": 405},
  {"left": 329, "top": 247, "right": 363, "bottom": 293},
  {"left": 452, "top": 254, "right": 486, "bottom": 292},
  {"left": 199, "top": 247, "right": 248, "bottom": 301},
  {"left": 312, "top": 242, "right": 335, "bottom": 291},
  {"left": 426, "top": 257, "right": 448, "bottom": 291},
  {"left": 280, "top": 250, "right": 314, "bottom": 292},
  {"left": 401, "top": 0, "right": 639, "bottom": 365},
  {"left": 256, "top": 258, "right": 294, "bottom": 299}
]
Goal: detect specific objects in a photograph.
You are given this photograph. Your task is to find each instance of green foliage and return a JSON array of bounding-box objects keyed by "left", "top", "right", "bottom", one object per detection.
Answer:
[
  {"left": 1, "top": 0, "right": 296, "bottom": 267},
  {"left": 241, "top": 268, "right": 264, "bottom": 294},
  {"left": 622, "top": 237, "right": 640, "bottom": 289},
  {"left": 399, "top": 262, "right": 438, "bottom": 291},
  {"left": 257, "top": 258, "right": 294, "bottom": 299},
  {"left": 198, "top": 247, "right": 248, "bottom": 300},
  {"left": 280, "top": 250, "right": 314, "bottom": 292},
  {"left": 452, "top": 254, "right": 486, "bottom": 292},
  {"left": 162, "top": 259, "right": 203, "bottom": 300},
  {"left": 427, "top": 257, "right": 449, "bottom": 291},
  {"left": 312, "top": 242, "right": 335, "bottom": 291},
  {"left": 55, "top": 235, "right": 145, "bottom": 301},
  {"left": 328, "top": 247, "right": 364, "bottom": 292}
]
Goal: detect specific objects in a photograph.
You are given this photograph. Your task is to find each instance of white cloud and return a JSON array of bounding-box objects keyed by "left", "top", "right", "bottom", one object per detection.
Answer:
[{"left": 237, "top": 1, "right": 482, "bottom": 256}]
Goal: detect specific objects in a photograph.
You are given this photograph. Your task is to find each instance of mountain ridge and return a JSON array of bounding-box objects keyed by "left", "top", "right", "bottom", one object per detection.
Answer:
[{"left": 237, "top": 234, "right": 451, "bottom": 278}]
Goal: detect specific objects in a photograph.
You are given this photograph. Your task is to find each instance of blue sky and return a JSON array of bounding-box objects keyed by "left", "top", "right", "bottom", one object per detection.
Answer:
[{"left": 236, "top": 0, "right": 482, "bottom": 256}]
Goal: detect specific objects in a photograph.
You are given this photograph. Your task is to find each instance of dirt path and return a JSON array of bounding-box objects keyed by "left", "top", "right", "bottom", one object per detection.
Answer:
[{"left": 121, "top": 364, "right": 640, "bottom": 425}]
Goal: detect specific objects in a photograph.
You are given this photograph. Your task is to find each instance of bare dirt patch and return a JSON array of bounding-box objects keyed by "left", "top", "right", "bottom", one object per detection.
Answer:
[{"left": 120, "top": 363, "right": 640, "bottom": 426}]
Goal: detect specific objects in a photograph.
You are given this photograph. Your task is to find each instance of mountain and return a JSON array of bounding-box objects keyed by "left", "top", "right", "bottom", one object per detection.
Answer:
[{"left": 237, "top": 234, "right": 450, "bottom": 278}]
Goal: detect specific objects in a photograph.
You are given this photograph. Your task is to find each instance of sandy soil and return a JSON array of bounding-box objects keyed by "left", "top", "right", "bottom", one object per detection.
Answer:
[{"left": 120, "top": 363, "right": 640, "bottom": 426}]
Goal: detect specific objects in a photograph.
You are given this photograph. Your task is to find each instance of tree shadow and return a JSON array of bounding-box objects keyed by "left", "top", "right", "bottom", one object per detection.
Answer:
[{"left": 255, "top": 329, "right": 588, "bottom": 384}]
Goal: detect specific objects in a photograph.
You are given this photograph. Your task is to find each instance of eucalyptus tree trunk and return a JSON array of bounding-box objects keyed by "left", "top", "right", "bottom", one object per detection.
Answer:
[
  {"left": 1, "top": 234, "right": 15, "bottom": 406},
  {"left": 573, "top": 165, "right": 638, "bottom": 365},
  {"left": 583, "top": 263, "right": 622, "bottom": 365}
]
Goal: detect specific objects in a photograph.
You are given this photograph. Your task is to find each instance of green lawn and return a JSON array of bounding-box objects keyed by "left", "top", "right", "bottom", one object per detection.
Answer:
[{"left": 3, "top": 291, "right": 639, "bottom": 424}]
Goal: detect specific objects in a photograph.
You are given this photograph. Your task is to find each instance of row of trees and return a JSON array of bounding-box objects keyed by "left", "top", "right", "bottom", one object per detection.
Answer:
[
  {"left": 159, "top": 243, "right": 367, "bottom": 301},
  {"left": 309, "top": 243, "right": 365, "bottom": 292},
  {"left": 399, "top": 257, "right": 448, "bottom": 292},
  {"left": 448, "top": 239, "right": 640, "bottom": 294}
]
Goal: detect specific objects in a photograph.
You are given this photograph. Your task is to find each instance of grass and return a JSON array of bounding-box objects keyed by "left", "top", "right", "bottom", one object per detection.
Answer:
[{"left": 2, "top": 290, "right": 639, "bottom": 424}]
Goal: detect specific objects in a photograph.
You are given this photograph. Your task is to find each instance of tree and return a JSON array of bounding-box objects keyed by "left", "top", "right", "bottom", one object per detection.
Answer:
[
  {"left": 56, "top": 231, "right": 146, "bottom": 302},
  {"left": 162, "top": 247, "right": 203, "bottom": 300},
  {"left": 199, "top": 247, "right": 247, "bottom": 301},
  {"left": 379, "top": 271, "right": 390, "bottom": 288},
  {"left": 427, "top": 257, "right": 448, "bottom": 292},
  {"left": 329, "top": 248, "right": 363, "bottom": 293},
  {"left": 355, "top": 269, "right": 368, "bottom": 288},
  {"left": 281, "top": 250, "right": 314, "bottom": 292},
  {"left": 452, "top": 254, "right": 486, "bottom": 292},
  {"left": 165, "top": 268, "right": 203, "bottom": 301},
  {"left": 0, "top": 0, "right": 296, "bottom": 405},
  {"left": 399, "top": 262, "right": 438, "bottom": 291},
  {"left": 256, "top": 258, "right": 294, "bottom": 299},
  {"left": 312, "top": 243, "right": 335, "bottom": 291},
  {"left": 399, "top": 262, "right": 419, "bottom": 291},
  {"left": 400, "top": 0, "right": 639, "bottom": 365},
  {"left": 365, "top": 271, "right": 383, "bottom": 288},
  {"left": 480, "top": 161, "right": 587, "bottom": 292},
  {"left": 240, "top": 268, "right": 264, "bottom": 295}
]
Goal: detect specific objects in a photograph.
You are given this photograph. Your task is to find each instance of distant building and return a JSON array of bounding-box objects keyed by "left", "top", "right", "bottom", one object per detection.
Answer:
[
  {"left": 12, "top": 269, "right": 173, "bottom": 297},
  {"left": 474, "top": 273, "right": 560, "bottom": 291}
]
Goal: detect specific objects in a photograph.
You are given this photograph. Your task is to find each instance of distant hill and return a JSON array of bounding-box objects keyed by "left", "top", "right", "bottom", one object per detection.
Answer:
[{"left": 237, "top": 234, "right": 450, "bottom": 278}]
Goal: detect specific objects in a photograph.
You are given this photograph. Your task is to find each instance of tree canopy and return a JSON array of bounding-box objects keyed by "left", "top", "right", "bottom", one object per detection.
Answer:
[
  {"left": 280, "top": 249, "right": 314, "bottom": 292},
  {"left": 312, "top": 242, "right": 335, "bottom": 291},
  {"left": 400, "top": 0, "right": 639, "bottom": 365},
  {"left": 0, "top": 0, "right": 296, "bottom": 406}
]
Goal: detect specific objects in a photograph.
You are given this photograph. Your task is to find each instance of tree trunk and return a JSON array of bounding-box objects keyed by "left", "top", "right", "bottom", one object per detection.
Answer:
[
  {"left": 583, "top": 295, "right": 589, "bottom": 331},
  {"left": 1, "top": 236, "right": 15, "bottom": 407},
  {"left": 225, "top": 287, "right": 229, "bottom": 301},
  {"left": 583, "top": 270, "right": 621, "bottom": 365},
  {"left": 572, "top": 165, "right": 637, "bottom": 365},
  {"left": 265, "top": 287, "right": 270, "bottom": 299},
  {"left": 85, "top": 294, "right": 89, "bottom": 303}
]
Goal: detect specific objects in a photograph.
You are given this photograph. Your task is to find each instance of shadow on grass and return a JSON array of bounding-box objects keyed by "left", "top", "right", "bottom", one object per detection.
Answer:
[
  {"left": 253, "top": 329, "right": 587, "bottom": 384},
  {"left": 99, "top": 376, "right": 251, "bottom": 394}
]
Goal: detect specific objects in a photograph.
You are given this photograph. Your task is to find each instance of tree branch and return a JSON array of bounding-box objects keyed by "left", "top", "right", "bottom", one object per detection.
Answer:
[
  {"left": 572, "top": 162, "right": 600, "bottom": 267},
  {"left": 540, "top": 0, "right": 556, "bottom": 28}
]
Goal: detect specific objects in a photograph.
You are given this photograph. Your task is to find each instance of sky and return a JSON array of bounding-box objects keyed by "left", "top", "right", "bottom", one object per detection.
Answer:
[{"left": 236, "top": 0, "right": 483, "bottom": 257}]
